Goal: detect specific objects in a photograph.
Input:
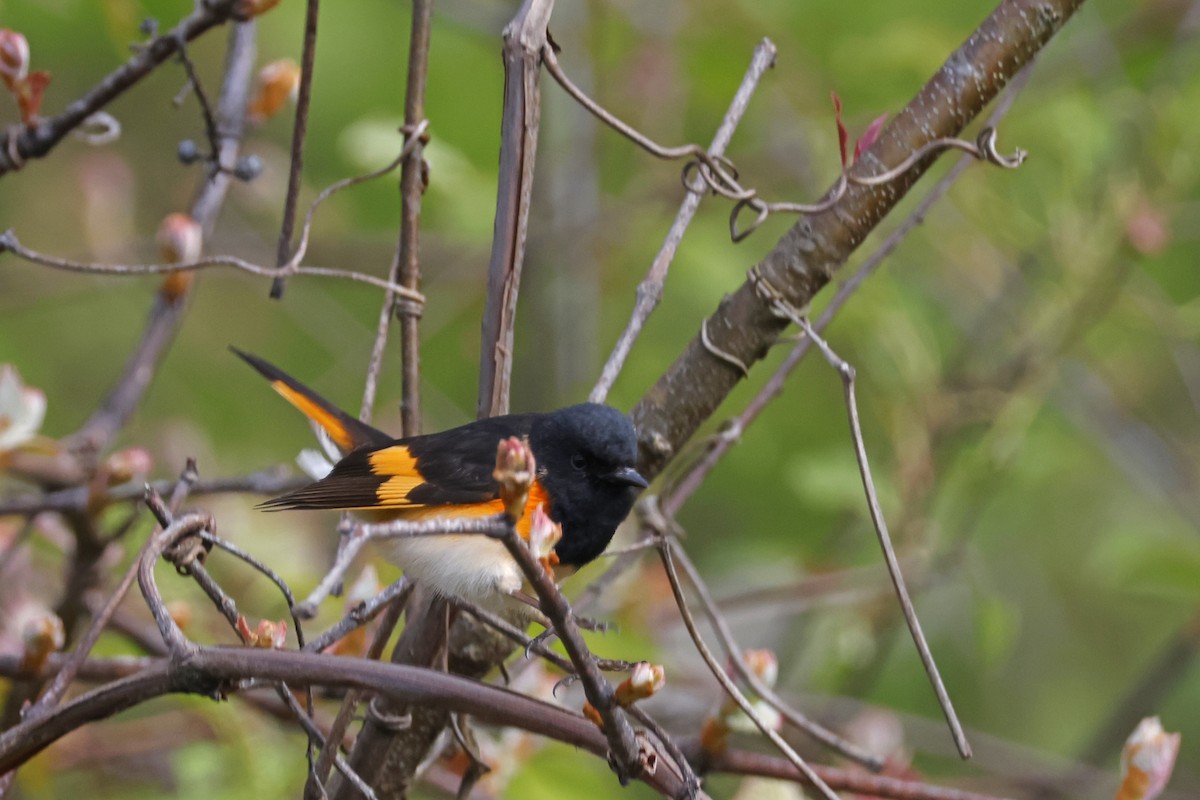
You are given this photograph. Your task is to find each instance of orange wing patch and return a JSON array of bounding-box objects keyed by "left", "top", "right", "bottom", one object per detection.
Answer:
[
  {"left": 367, "top": 446, "right": 423, "bottom": 506},
  {"left": 271, "top": 380, "right": 356, "bottom": 452},
  {"left": 368, "top": 445, "right": 419, "bottom": 476}
]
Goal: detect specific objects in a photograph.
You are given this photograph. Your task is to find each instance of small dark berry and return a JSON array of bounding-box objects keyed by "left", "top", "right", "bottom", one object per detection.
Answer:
[
  {"left": 177, "top": 139, "right": 200, "bottom": 165},
  {"left": 233, "top": 154, "right": 263, "bottom": 181}
]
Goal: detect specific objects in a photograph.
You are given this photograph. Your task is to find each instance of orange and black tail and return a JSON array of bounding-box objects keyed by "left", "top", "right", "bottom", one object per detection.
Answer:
[{"left": 230, "top": 347, "right": 392, "bottom": 455}]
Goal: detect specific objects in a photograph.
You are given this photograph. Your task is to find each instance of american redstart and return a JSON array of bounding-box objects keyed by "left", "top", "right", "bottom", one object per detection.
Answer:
[{"left": 232, "top": 348, "right": 648, "bottom": 601}]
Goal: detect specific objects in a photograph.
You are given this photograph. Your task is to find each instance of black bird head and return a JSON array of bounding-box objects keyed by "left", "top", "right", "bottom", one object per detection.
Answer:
[{"left": 529, "top": 403, "right": 648, "bottom": 566}]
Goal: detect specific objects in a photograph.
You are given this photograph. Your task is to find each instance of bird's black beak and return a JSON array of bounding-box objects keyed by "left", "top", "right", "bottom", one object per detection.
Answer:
[{"left": 608, "top": 465, "right": 649, "bottom": 489}]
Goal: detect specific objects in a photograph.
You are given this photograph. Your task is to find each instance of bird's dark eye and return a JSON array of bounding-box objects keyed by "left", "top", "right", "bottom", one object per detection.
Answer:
[{"left": 570, "top": 454, "right": 587, "bottom": 471}]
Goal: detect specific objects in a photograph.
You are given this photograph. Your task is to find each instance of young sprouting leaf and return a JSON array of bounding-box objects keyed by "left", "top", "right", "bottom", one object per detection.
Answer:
[
  {"left": 15, "top": 70, "right": 50, "bottom": 124},
  {"left": 831, "top": 91, "right": 848, "bottom": 169},
  {"left": 854, "top": 114, "right": 888, "bottom": 163}
]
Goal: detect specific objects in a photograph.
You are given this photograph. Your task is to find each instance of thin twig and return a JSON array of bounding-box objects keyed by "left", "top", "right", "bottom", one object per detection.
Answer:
[
  {"left": 449, "top": 596, "right": 634, "bottom": 677},
  {"left": 360, "top": 119, "right": 431, "bottom": 431},
  {"left": 707, "top": 747, "right": 1015, "bottom": 800},
  {"left": 654, "top": 533, "right": 841, "bottom": 800},
  {"left": 0, "top": 229, "right": 425, "bottom": 301},
  {"left": 276, "top": 681, "right": 379, "bottom": 800},
  {"left": 199, "top": 531, "right": 307, "bottom": 649},
  {"left": 65, "top": 21, "right": 258, "bottom": 455},
  {"left": 172, "top": 34, "right": 221, "bottom": 159},
  {"left": 395, "top": 0, "right": 434, "bottom": 434},
  {"left": 541, "top": 43, "right": 734, "bottom": 177},
  {"left": 727, "top": 127, "right": 1026, "bottom": 242},
  {"left": 307, "top": 589, "right": 408, "bottom": 797},
  {"left": 647, "top": 501, "right": 884, "bottom": 770},
  {"left": 135, "top": 506, "right": 210, "bottom": 656},
  {"left": 18, "top": 463, "right": 197, "bottom": 723},
  {"left": 269, "top": 0, "right": 321, "bottom": 299},
  {"left": 662, "top": 61, "right": 1036, "bottom": 515},
  {"left": 296, "top": 513, "right": 512, "bottom": 615},
  {"left": 493, "top": 522, "right": 649, "bottom": 786},
  {"left": 0, "top": 467, "right": 299, "bottom": 516},
  {"left": 304, "top": 578, "right": 411, "bottom": 655},
  {"left": 796, "top": 318, "right": 970, "bottom": 759},
  {"left": 590, "top": 38, "right": 777, "bottom": 403},
  {"left": 543, "top": 41, "right": 1024, "bottom": 247}
]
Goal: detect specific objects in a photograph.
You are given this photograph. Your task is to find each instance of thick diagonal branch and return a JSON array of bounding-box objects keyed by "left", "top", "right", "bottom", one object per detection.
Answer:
[{"left": 631, "top": 0, "right": 1087, "bottom": 478}]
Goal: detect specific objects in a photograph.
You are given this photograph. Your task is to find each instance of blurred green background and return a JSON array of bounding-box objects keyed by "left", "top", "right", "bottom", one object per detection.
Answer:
[{"left": 1, "top": 0, "right": 1197, "bottom": 797}]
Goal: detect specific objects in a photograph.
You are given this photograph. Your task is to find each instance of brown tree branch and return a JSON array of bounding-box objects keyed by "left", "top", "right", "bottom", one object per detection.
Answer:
[
  {"left": 268, "top": 0, "right": 321, "bottom": 299},
  {"left": 68, "top": 20, "right": 257, "bottom": 455},
  {"left": 590, "top": 38, "right": 777, "bottom": 404},
  {"left": 0, "top": 467, "right": 298, "bottom": 516},
  {"left": 392, "top": 0, "right": 433, "bottom": 435},
  {"left": 0, "top": 20, "right": 257, "bottom": 738},
  {"left": 0, "top": 0, "right": 243, "bottom": 176},
  {"left": 476, "top": 0, "right": 555, "bottom": 418},
  {"left": 630, "top": 0, "right": 1088, "bottom": 480},
  {"left": 702, "top": 746, "right": 1015, "bottom": 800},
  {"left": 0, "top": 648, "right": 691, "bottom": 797}
]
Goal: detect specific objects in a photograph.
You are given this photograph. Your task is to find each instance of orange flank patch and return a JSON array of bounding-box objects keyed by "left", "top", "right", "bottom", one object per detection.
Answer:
[
  {"left": 388, "top": 481, "right": 550, "bottom": 541},
  {"left": 271, "top": 381, "right": 355, "bottom": 452}
]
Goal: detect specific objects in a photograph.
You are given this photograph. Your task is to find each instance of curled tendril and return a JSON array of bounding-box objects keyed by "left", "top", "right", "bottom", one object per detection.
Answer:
[
  {"left": 728, "top": 128, "right": 1026, "bottom": 242},
  {"left": 72, "top": 112, "right": 121, "bottom": 146},
  {"left": 543, "top": 35, "right": 1027, "bottom": 246},
  {"left": 680, "top": 155, "right": 747, "bottom": 201}
]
